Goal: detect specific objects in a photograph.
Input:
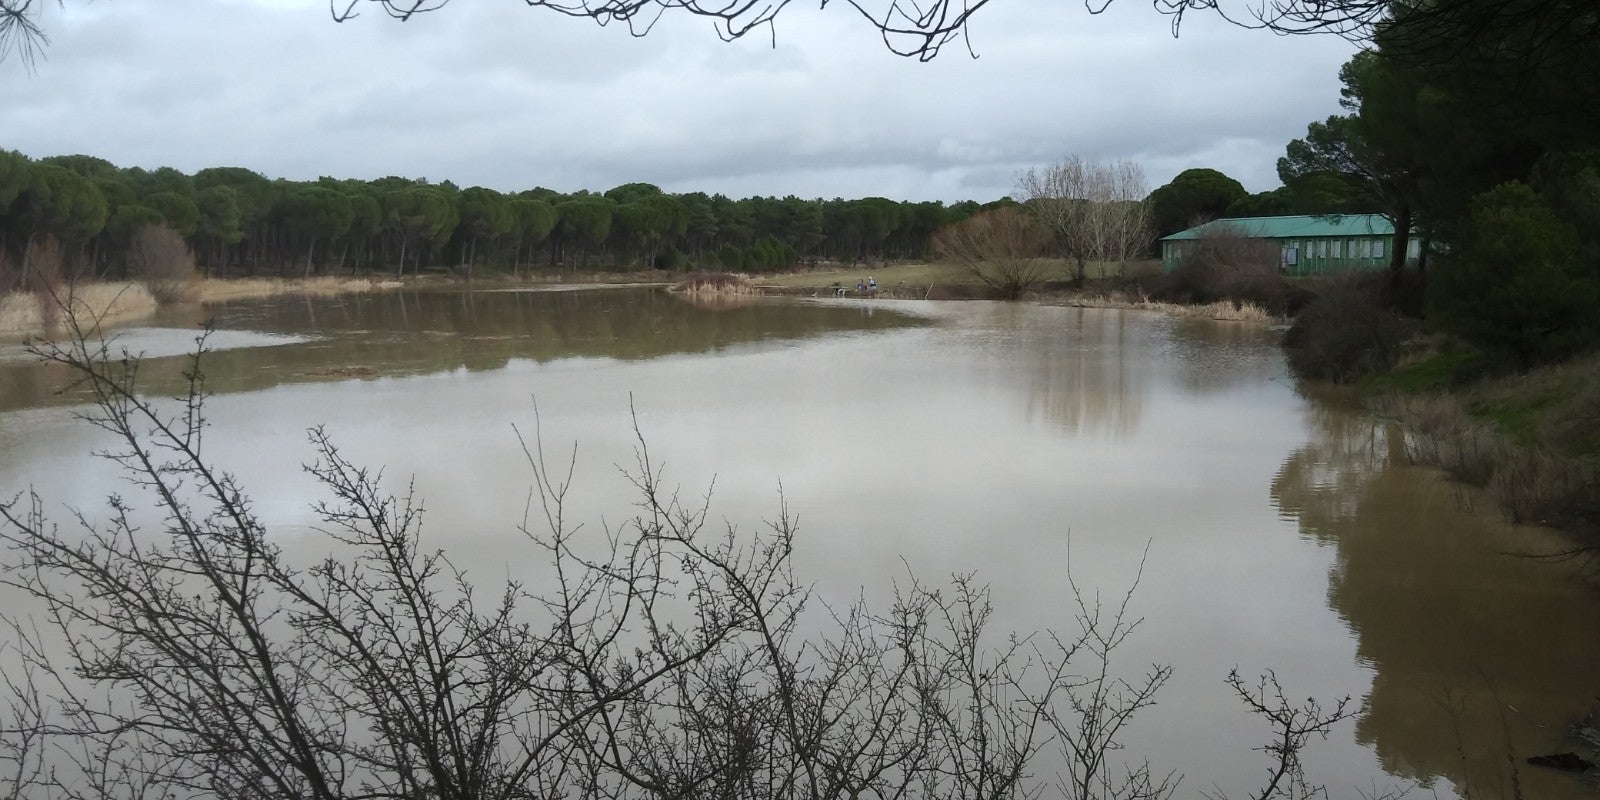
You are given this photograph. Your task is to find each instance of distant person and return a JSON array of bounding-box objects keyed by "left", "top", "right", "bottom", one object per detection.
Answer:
[
  {"left": 867, "top": 276, "right": 877, "bottom": 291},
  {"left": 856, "top": 279, "right": 866, "bottom": 292}
]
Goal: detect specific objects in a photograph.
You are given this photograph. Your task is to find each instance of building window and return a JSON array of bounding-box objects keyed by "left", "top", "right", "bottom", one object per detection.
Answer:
[
  {"left": 1373, "top": 239, "right": 1385, "bottom": 259},
  {"left": 1318, "top": 241, "right": 1328, "bottom": 257}
]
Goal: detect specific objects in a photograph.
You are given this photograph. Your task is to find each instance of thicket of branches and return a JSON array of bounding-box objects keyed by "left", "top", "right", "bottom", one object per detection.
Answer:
[
  {"left": 1016, "top": 158, "right": 1153, "bottom": 286},
  {"left": 931, "top": 205, "right": 1051, "bottom": 299},
  {"left": 0, "top": 328, "right": 1365, "bottom": 800}
]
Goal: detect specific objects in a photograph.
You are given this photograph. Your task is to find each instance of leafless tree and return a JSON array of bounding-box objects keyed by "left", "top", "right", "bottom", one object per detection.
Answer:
[
  {"left": 1208, "top": 670, "right": 1364, "bottom": 800},
  {"left": 931, "top": 206, "right": 1052, "bottom": 299},
  {"left": 126, "top": 224, "right": 199, "bottom": 304},
  {"left": 1016, "top": 158, "right": 1151, "bottom": 285}
]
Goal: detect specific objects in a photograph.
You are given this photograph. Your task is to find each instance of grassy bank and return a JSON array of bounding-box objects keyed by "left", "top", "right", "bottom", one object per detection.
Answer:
[
  {"left": 1372, "top": 349, "right": 1599, "bottom": 542},
  {"left": 0, "top": 276, "right": 402, "bottom": 340},
  {"left": 1280, "top": 282, "right": 1599, "bottom": 550}
]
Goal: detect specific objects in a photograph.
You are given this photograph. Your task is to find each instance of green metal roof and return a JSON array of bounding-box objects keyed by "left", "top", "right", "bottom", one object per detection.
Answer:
[{"left": 1160, "top": 214, "right": 1393, "bottom": 241}]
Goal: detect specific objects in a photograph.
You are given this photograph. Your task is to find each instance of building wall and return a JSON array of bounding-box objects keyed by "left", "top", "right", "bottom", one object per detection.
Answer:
[{"left": 1162, "top": 235, "right": 1418, "bottom": 275}]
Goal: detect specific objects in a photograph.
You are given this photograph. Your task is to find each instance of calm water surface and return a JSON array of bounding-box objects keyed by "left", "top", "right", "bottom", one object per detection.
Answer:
[{"left": 1, "top": 286, "right": 1595, "bottom": 799}]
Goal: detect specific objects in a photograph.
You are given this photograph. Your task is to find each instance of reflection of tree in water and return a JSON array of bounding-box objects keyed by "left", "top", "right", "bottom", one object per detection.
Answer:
[
  {"left": 1272, "top": 401, "right": 1600, "bottom": 799},
  {"left": 1020, "top": 307, "right": 1148, "bottom": 438},
  {"left": 0, "top": 288, "right": 924, "bottom": 412},
  {"left": 1166, "top": 316, "right": 1287, "bottom": 395}
]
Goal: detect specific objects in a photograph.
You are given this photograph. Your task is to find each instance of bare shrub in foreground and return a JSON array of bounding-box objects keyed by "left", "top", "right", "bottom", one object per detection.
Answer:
[
  {"left": 126, "top": 224, "right": 199, "bottom": 304},
  {"left": 0, "top": 325, "right": 1379, "bottom": 800},
  {"left": 0, "top": 326, "right": 1197, "bottom": 800},
  {"left": 933, "top": 206, "right": 1052, "bottom": 300}
]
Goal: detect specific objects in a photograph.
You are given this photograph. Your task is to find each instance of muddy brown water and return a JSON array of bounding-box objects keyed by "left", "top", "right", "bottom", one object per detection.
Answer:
[{"left": 0, "top": 286, "right": 1595, "bottom": 799}]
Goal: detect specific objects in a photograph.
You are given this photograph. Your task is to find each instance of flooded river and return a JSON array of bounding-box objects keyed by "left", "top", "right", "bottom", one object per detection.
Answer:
[{"left": 0, "top": 286, "right": 1595, "bottom": 798}]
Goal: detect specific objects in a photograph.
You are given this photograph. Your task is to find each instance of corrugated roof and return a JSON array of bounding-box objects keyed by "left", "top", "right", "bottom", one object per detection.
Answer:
[{"left": 1160, "top": 214, "right": 1393, "bottom": 241}]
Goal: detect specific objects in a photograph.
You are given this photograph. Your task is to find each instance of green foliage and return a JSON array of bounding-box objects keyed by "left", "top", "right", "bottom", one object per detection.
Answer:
[
  {"left": 1428, "top": 182, "right": 1599, "bottom": 368},
  {"left": 130, "top": 166, "right": 196, "bottom": 199},
  {"left": 1147, "top": 168, "right": 1247, "bottom": 236},
  {"left": 196, "top": 186, "right": 244, "bottom": 246},
  {"left": 107, "top": 205, "right": 165, "bottom": 240},
  {"left": 0, "top": 149, "right": 980, "bottom": 276},
  {"left": 512, "top": 198, "right": 558, "bottom": 246},
  {"left": 39, "top": 154, "right": 120, "bottom": 181},
  {"left": 652, "top": 246, "right": 685, "bottom": 270},
  {"left": 385, "top": 188, "right": 455, "bottom": 247},
  {"left": 0, "top": 149, "right": 29, "bottom": 214},
  {"left": 1363, "top": 348, "right": 1487, "bottom": 393},
  {"left": 557, "top": 196, "right": 615, "bottom": 251},
  {"left": 717, "top": 243, "right": 742, "bottom": 270},
  {"left": 458, "top": 187, "right": 515, "bottom": 242},
  {"left": 14, "top": 164, "right": 108, "bottom": 245},
  {"left": 282, "top": 187, "right": 354, "bottom": 242},
  {"left": 345, "top": 193, "right": 383, "bottom": 240},
  {"left": 194, "top": 167, "right": 273, "bottom": 227},
  {"left": 143, "top": 191, "right": 201, "bottom": 238}
]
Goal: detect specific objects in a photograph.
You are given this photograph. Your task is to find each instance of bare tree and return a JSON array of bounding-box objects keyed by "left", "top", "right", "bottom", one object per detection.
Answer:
[
  {"left": 931, "top": 205, "right": 1052, "bottom": 299},
  {"left": 1016, "top": 158, "right": 1151, "bottom": 285},
  {"left": 126, "top": 224, "right": 199, "bottom": 304}
]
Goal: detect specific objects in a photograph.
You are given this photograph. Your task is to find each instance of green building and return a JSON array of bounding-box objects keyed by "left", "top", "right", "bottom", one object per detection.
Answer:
[{"left": 1159, "top": 214, "right": 1417, "bottom": 275}]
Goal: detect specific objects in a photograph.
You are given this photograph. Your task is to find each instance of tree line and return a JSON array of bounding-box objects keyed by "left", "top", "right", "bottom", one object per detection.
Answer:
[{"left": 0, "top": 151, "right": 1009, "bottom": 283}]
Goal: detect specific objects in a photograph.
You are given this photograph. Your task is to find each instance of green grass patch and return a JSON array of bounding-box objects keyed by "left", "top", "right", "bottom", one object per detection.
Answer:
[{"left": 1364, "top": 349, "right": 1489, "bottom": 393}]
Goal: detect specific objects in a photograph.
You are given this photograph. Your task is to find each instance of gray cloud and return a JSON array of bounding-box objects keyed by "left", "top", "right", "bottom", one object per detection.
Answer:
[{"left": 3, "top": 0, "right": 1358, "bottom": 201}]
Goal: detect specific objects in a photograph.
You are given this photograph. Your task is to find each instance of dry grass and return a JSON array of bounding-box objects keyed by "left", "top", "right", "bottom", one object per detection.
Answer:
[
  {"left": 0, "top": 283, "right": 158, "bottom": 338},
  {"left": 195, "top": 277, "right": 382, "bottom": 303},
  {"left": 1054, "top": 289, "right": 1278, "bottom": 323},
  {"left": 1375, "top": 386, "right": 1599, "bottom": 535},
  {"left": 671, "top": 273, "right": 761, "bottom": 296}
]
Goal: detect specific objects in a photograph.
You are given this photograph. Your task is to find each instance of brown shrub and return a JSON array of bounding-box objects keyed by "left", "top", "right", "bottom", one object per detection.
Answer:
[
  {"left": 932, "top": 207, "right": 1053, "bottom": 300},
  {"left": 1145, "top": 225, "right": 1304, "bottom": 314},
  {"left": 128, "top": 225, "right": 199, "bottom": 304},
  {"left": 1378, "top": 391, "right": 1600, "bottom": 536},
  {"left": 1283, "top": 289, "right": 1415, "bottom": 382},
  {"left": 23, "top": 237, "right": 68, "bottom": 330}
]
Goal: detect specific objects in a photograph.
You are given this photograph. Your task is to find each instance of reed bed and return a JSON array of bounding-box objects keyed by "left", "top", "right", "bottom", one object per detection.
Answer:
[
  {"left": 0, "top": 283, "right": 158, "bottom": 338},
  {"left": 671, "top": 273, "right": 761, "bottom": 296},
  {"left": 1057, "top": 290, "right": 1278, "bottom": 323},
  {"left": 195, "top": 277, "right": 381, "bottom": 303}
]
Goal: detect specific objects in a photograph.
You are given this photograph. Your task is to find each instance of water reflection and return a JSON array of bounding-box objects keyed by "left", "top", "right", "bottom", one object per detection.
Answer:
[
  {"left": 0, "top": 288, "right": 925, "bottom": 412},
  {"left": 1272, "top": 400, "right": 1600, "bottom": 799},
  {"left": 1019, "top": 307, "right": 1147, "bottom": 438}
]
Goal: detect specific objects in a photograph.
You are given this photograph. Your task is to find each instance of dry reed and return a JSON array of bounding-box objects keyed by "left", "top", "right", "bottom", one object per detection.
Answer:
[
  {"left": 0, "top": 282, "right": 158, "bottom": 338},
  {"left": 1375, "top": 390, "right": 1599, "bottom": 532},
  {"left": 1058, "top": 290, "right": 1278, "bottom": 323},
  {"left": 195, "top": 277, "right": 382, "bottom": 303},
  {"left": 671, "top": 273, "right": 761, "bottom": 296}
]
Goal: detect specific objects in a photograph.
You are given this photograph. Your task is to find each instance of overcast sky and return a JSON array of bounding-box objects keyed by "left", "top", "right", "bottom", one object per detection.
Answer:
[{"left": 3, "top": 0, "right": 1358, "bottom": 203}]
